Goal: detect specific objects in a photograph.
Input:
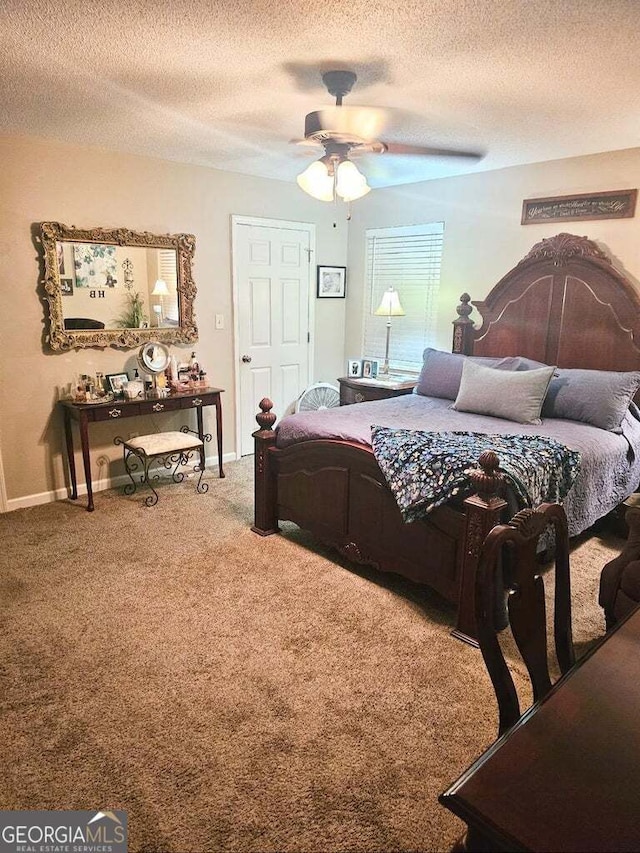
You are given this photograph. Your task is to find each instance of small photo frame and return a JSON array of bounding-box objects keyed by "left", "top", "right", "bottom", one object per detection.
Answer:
[
  {"left": 362, "top": 359, "right": 379, "bottom": 379},
  {"left": 106, "top": 372, "right": 130, "bottom": 394},
  {"left": 347, "top": 359, "right": 362, "bottom": 378},
  {"left": 317, "top": 265, "right": 346, "bottom": 299},
  {"left": 60, "top": 277, "right": 74, "bottom": 296}
]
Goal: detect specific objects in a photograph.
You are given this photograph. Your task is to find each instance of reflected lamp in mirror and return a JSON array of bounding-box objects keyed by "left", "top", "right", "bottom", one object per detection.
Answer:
[
  {"left": 151, "top": 278, "right": 170, "bottom": 326},
  {"left": 40, "top": 222, "right": 198, "bottom": 351},
  {"left": 374, "top": 287, "right": 405, "bottom": 376}
]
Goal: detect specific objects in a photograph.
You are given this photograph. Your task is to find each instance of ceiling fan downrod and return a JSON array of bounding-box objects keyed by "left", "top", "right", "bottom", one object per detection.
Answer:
[{"left": 321, "top": 70, "right": 357, "bottom": 106}]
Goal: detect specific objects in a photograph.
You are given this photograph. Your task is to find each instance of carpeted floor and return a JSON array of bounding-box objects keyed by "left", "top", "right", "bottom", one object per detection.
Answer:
[{"left": 0, "top": 458, "right": 623, "bottom": 852}]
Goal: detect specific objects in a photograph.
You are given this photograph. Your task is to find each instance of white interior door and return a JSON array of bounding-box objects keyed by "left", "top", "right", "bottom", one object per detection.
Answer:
[{"left": 233, "top": 218, "right": 314, "bottom": 456}]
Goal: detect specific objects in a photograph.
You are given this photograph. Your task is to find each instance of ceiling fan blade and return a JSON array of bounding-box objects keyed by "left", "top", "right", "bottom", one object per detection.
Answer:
[
  {"left": 368, "top": 141, "right": 484, "bottom": 159},
  {"left": 289, "top": 137, "right": 323, "bottom": 147}
]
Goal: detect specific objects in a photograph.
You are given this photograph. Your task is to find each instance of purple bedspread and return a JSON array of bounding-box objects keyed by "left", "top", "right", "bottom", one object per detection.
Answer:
[{"left": 276, "top": 395, "right": 640, "bottom": 536}]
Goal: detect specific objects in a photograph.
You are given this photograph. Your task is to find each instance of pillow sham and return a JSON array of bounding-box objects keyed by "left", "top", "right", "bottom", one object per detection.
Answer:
[
  {"left": 415, "top": 348, "right": 521, "bottom": 400},
  {"left": 452, "top": 360, "right": 556, "bottom": 424},
  {"left": 512, "top": 356, "right": 551, "bottom": 371},
  {"left": 541, "top": 368, "right": 640, "bottom": 432}
]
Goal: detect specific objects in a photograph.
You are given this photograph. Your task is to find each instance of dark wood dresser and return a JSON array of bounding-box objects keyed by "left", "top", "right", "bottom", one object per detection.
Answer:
[{"left": 338, "top": 376, "right": 417, "bottom": 405}]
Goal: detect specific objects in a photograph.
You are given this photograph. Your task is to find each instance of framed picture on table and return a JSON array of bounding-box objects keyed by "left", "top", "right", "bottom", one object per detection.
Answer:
[
  {"left": 106, "top": 373, "right": 130, "bottom": 394},
  {"left": 347, "top": 359, "right": 362, "bottom": 378},
  {"left": 361, "top": 359, "right": 379, "bottom": 379}
]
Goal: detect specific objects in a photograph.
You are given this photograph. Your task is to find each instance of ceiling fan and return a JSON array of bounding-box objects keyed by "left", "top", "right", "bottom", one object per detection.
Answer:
[{"left": 293, "top": 70, "right": 483, "bottom": 204}]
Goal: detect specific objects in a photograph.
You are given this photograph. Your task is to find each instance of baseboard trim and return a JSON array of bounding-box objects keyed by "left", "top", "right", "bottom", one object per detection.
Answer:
[{"left": 5, "top": 452, "right": 239, "bottom": 513}]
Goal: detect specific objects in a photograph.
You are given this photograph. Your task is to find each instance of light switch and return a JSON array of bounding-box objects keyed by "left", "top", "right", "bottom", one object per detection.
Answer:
[{"left": 215, "top": 314, "right": 224, "bottom": 330}]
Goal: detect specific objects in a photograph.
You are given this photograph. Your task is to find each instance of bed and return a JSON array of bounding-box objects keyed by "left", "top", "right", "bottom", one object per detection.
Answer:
[{"left": 252, "top": 233, "right": 640, "bottom": 644}]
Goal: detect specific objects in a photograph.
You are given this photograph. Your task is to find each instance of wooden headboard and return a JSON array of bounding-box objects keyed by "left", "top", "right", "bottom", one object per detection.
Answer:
[{"left": 453, "top": 233, "right": 640, "bottom": 372}]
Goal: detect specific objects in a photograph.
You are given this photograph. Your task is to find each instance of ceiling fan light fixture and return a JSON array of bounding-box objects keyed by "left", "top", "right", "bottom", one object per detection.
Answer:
[
  {"left": 296, "top": 159, "right": 335, "bottom": 202},
  {"left": 335, "top": 159, "right": 370, "bottom": 201}
]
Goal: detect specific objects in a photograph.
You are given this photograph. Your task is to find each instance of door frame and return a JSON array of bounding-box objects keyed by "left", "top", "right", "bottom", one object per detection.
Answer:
[{"left": 231, "top": 215, "right": 316, "bottom": 458}]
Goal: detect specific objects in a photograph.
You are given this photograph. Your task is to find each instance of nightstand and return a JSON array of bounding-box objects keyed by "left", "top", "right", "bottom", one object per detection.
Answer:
[{"left": 338, "top": 376, "right": 417, "bottom": 405}]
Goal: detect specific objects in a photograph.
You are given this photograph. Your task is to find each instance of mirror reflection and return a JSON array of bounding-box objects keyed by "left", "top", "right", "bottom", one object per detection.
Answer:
[
  {"left": 40, "top": 222, "right": 198, "bottom": 351},
  {"left": 57, "top": 242, "right": 178, "bottom": 331}
]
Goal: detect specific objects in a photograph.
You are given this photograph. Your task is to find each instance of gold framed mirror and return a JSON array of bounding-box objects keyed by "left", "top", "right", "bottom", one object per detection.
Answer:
[{"left": 40, "top": 222, "right": 198, "bottom": 351}]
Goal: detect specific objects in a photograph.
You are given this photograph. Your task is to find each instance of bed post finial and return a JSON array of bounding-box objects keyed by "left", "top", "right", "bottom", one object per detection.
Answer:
[
  {"left": 252, "top": 399, "right": 279, "bottom": 537},
  {"left": 469, "top": 450, "right": 505, "bottom": 503},
  {"left": 256, "top": 397, "right": 276, "bottom": 432},
  {"left": 452, "top": 293, "right": 475, "bottom": 354},
  {"left": 452, "top": 450, "right": 508, "bottom": 645}
]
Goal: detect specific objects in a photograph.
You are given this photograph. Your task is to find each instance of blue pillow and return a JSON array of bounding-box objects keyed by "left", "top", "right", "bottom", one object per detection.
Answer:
[{"left": 542, "top": 368, "right": 640, "bottom": 431}]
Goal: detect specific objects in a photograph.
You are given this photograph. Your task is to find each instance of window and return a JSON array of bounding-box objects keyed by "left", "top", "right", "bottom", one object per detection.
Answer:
[
  {"left": 362, "top": 222, "right": 444, "bottom": 371},
  {"left": 158, "top": 249, "right": 179, "bottom": 323}
]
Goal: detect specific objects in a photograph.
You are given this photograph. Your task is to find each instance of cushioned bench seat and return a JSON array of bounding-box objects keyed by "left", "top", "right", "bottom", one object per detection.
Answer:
[
  {"left": 116, "top": 428, "right": 209, "bottom": 506},
  {"left": 125, "top": 431, "right": 203, "bottom": 456}
]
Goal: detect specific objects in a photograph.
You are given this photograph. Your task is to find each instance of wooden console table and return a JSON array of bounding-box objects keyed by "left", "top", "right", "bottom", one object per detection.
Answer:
[
  {"left": 439, "top": 605, "right": 640, "bottom": 852},
  {"left": 60, "top": 387, "right": 224, "bottom": 511}
]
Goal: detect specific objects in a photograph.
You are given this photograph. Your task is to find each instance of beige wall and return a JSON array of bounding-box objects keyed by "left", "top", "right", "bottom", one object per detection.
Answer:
[
  {"left": 4, "top": 135, "right": 640, "bottom": 508},
  {"left": 345, "top": 147, "right": 640, "bottom": 357},
  {"left": 0, "top": 135, "right": 348, "bottom": 506}
]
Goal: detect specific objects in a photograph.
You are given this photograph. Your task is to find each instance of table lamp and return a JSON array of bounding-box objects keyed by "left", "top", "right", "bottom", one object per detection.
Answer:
[
  {"left": 374, "top": 287, "right": 405, "bottom": 375},
  {"left": 151, "top": 278, "right": 169, "bottom": 325}
]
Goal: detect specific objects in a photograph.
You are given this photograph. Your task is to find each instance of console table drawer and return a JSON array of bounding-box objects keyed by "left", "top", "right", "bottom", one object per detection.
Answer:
[
  {"left": 180, "top": 392, "right": 218, "bottom": 409},
  {"left": 93, "top": 403, "right": 140, "bottom": 421},
  {"left": 139, "top": 398, "right": 182, "bottom": 415}
]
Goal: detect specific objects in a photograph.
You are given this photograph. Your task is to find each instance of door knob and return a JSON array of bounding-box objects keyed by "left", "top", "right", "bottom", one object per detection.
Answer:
[{"left": 241, "top": 355, "right": 252, "bottom": 363}]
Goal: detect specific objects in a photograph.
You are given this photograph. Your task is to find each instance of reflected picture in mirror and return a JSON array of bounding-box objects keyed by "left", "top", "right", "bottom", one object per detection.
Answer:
[
  {"left": 55, "top": 242, "right": 178, "bottom": 331},
  {"left": 40, "top": 222, "right": 198, "bottom": 351}
]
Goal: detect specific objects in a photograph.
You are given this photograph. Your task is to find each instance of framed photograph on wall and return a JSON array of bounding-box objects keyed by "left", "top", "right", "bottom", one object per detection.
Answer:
[
  {"left": 347, "top": 359, "right": 362, "bottom": 378},
  {"left": 317, "top": 265, "right": 346, "bottom": 298}
]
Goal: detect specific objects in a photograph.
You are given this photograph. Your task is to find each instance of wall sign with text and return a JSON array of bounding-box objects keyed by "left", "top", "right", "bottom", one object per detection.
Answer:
[{"left": 521, "top": 189, "right": 637, "bottom": 224}]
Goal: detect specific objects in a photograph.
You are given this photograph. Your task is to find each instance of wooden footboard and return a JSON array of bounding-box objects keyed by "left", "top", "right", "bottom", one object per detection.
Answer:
[{"left": 252, "top": 399, "right": 507, "bottom": 645}]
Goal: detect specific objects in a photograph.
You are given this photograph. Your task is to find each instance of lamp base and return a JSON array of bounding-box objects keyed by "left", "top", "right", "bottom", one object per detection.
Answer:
[{"left": 378, "top": 360, "right": 390, "bottom": 376}]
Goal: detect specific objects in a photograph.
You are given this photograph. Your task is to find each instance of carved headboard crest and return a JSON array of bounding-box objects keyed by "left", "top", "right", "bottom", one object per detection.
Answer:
[{"left": 520, "top": 232, "right": 611, "bottom": 267}]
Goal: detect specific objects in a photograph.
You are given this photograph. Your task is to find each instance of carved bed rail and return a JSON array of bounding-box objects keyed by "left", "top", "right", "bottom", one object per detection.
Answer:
[{"left": 252, "top": 398, "right": 508, "bottom": 645}]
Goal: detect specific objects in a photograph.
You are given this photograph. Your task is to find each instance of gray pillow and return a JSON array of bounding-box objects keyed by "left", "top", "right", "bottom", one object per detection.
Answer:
[
  {"left": 513, "top": 356, "right": 551, "bottom": 371},
  {"left": 542, "top": 368, "right": 640, "bottom": 432},
  {"left": 415, "top": 348, "right": 521, "bottom": 400},
  {"left": 453, "top": 360, "right": 556, "bottom": 424}
]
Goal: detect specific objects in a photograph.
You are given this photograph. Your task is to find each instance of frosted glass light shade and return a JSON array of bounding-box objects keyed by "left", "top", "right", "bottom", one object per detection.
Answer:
[
  {"left": 375, "top": 287, "right": 405, "bottom": 317},
  {"left": 297, "top": 160, "right": 335, "bottom": 202},
  {"left": 335, "top": 160, "right": 370, "bottom": 201},
  {"left": 152, "top": 278, "right": 169, "bottom": 296}
]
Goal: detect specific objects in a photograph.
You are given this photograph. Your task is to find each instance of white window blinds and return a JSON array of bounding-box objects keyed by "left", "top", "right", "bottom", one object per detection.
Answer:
[
  {"left": 158, "top": 249, "right": 179, "bottom": 323},
  {"left": 362, "top": 222, "right": 444, "bottom": 371}
]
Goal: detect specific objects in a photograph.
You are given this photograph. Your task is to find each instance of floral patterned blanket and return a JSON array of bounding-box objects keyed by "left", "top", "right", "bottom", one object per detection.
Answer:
[{"left": 370, "top": 427, "right": 581, "bottom": 523}]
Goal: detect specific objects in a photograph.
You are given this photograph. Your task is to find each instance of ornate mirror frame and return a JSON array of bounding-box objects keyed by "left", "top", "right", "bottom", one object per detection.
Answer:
[{"left": 40, "top": 222, "right": 198, "bottom": 351}]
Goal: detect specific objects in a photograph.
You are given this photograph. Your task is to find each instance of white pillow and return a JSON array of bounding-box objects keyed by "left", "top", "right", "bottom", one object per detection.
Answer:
[{"left": 452, "top": 360, "right": 556, "bottom": 424}]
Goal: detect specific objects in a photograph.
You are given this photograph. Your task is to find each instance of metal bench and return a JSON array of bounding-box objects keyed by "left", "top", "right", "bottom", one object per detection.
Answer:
[{"left": 115, "top": 426, "right": 210, "bottom": 506}]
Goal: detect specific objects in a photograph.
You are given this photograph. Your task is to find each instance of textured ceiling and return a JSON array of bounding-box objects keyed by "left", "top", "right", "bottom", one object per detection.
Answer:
[{"left": 1, "top": 0, "right": 640, "bottom": 188}]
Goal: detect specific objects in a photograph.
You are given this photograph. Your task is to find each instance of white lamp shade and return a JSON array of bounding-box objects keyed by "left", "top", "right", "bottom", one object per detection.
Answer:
[
  {"left": 375, "top": 287, "right": 405, "bottom": 317},
  {"left": 152, "top": 278, "right": 169, "bottom": 296},
  {"left": 297, "top": 160, "right": 335, "bottom": 202},
  {"left": 335, "top": 160, "right": 370, "bottom": 201}
]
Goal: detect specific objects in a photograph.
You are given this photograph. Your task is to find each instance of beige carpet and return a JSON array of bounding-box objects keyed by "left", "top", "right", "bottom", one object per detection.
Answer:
[{"left": 0, "top": 458, "right": 623, "bottom": 852}]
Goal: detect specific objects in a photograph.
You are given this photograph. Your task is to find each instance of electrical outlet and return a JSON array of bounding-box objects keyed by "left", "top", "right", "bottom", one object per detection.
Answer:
[{"left": 215, "top": 313, "right": 224, "bottom": 330}]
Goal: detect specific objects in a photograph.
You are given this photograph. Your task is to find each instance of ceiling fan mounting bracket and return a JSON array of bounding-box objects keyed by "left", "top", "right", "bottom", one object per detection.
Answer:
[{"left": 322, "top": 70, "right": 357, "bottom": 104}]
